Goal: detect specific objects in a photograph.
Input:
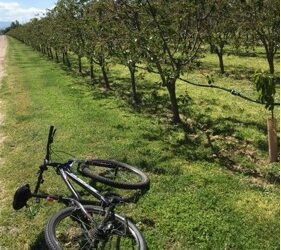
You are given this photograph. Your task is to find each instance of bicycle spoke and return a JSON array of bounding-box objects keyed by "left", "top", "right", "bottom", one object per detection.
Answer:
[
  {"left": 112, "top": 220, "right": 127, "bottom": 236},
  {"left": 70, "top": 214, "right": 91, "bottom": 228}
]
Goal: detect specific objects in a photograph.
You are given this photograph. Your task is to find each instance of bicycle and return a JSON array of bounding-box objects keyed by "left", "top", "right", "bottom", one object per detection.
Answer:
[{"left": 12, "top": 126, "right": 150, "bottom": 249}]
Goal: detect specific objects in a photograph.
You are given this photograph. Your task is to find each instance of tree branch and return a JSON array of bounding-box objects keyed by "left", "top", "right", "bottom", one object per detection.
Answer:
[
  {"left": 135, "top": 64, "right": 280, "bottom": 106},
  {"left": 179, "top": 77, "right": 280, "bottom": 106}
]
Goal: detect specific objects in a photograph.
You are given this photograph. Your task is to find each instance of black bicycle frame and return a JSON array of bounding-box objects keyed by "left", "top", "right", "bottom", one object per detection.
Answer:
[{"left": 32, "top": 164, "right": 110, "bottom": 208}]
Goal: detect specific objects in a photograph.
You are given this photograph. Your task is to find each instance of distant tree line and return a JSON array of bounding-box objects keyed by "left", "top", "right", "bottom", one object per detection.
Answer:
[
  {"left": 6, "top": 0, "right": 279, "bottom": 124},
  {"left": 1, "top": 20, "right": 21, "bottom": 34}
]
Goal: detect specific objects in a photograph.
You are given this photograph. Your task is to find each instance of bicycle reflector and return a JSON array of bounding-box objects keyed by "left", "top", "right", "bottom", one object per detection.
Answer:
[{"left": 12, "top": 184, "right": 32, "bottom": 210}]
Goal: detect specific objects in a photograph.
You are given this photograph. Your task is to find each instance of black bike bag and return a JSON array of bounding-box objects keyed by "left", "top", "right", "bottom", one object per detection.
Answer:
[{"left": 12, "top": 184, "right": 32, "bottom": 210}]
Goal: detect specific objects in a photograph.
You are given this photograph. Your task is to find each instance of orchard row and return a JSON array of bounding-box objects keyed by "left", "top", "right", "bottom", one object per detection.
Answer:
[{"left": 7, "top": 0, "right": 279, "bottom": 123}]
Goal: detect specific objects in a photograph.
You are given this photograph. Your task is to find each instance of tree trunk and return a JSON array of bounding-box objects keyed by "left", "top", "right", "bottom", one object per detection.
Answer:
[
  {"left": 129, "top": 64, "right": 139, "bottom": 106},
  {"left": 214, "top": 44, "right": 225, "bottom": 74},
  {"left": 62, "top": 52, "right": 65, "bottom": 65},
  {"left": 78, "top": 55, "right": 82, "bottom": 74},
  {"left": 49, "top": 48, "right": 53, "bottom": 60},
  {"left": 266, "top": 52, "right": 274, "bottom": 74},
  {"left": 267, "top": 117, "right": 278, "bottom": 162},
  {"left": 166, "top": 78, "right": 181, "bottom": 124},
  {"left": 101, "top": 64, "right": 110, "bottom": 90},
  {"left": 209, "top": 43, "right": 215, "bottom": 53},
  {"left": 217, "top": 52, "right": 225, "bottom": 74},
  {"left": 90, "top": 57, "right": 95, "bottom": 83},
  {"left": 260, "top": 37, "right": 275, "bottom": 74},
  {"left": 47, "top": 47, "right": 50, "bottom": 57},
  {"left": 55, "top": 51, "right": 59, "bottom": 63},
  {"left": 65, "top": 51, "right": 71, "bottom": 68}
]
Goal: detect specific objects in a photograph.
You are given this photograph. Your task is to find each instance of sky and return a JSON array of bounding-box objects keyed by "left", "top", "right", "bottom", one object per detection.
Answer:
[{"left": 0, "top": 0, "right": 57, "bottom": 22}]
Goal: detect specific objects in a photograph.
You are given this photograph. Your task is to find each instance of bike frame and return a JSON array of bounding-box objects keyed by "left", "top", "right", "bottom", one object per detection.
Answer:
[
  {"left": 59, "top": 167, "right": 109, "bottom": 205},
  {"left": 32, "top": 162, "right": 110, "bottom": 208}
]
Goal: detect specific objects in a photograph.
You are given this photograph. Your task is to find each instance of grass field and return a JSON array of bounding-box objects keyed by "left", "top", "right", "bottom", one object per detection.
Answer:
[{"left": 0, "top": 37, "right": 279, "bottom": 249}]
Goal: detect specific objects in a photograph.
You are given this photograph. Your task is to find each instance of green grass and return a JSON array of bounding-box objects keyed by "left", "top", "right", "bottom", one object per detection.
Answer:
[{"left": 0, "top": 37, "right": 279, "bottom": 249}]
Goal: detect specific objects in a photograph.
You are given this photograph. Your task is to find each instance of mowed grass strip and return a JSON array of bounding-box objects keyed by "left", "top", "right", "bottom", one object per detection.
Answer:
[{"left": 0, "top": 37, "right": 279, "bottom": 249}]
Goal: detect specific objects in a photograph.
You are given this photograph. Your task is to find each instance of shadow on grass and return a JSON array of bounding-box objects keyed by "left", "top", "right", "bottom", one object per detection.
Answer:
[
  {"left": 198, "top": 61, "right": 258, "bottom": 81},
  {"left": 204, "top": 130, "right": 263, "bottom": 178},
  {"left": 225, "top": 48, "right": 280, "bottom": 62},
  {"left": 198, "top": 57, "right": 279, "bottom": 81},
  {"left": 29, "top": 231, "right": 48, "bottom": 250}
]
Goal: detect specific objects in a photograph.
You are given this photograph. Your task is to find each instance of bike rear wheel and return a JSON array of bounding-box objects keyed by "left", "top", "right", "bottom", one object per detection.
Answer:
[
  {"left": 45, "top": 205, "right": 147, "bottom": 250},
  {"left": 80, "top": 160, "right": 150, "bottom": 190}
]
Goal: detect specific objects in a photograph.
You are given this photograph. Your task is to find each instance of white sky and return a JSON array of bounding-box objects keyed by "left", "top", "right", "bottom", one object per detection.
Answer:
[{"left": 0, "top": 1, "right": 54, "bottom": 22}]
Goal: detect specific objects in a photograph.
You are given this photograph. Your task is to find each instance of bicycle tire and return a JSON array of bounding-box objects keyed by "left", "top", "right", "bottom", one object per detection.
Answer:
[
  {"left": 45, "top": 205, "right": 147, "bottom": 250},
  {"left": 80, "top": 160, "right": 150, "bottom": 190}
]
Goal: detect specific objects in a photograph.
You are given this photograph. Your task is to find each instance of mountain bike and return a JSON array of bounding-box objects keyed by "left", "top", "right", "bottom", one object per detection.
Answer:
[{"left": 12, "top": 126, "right": 150, "bottom": 249}]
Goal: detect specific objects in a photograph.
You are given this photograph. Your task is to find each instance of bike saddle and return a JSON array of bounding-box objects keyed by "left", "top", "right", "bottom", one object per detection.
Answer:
[{"left": 13, "top": 184, "right": 32, "bottom": 210}]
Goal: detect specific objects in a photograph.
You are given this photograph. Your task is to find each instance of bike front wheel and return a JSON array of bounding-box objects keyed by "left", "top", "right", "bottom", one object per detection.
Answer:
[{"left": 45, "top": 205, "right": 147, "bottom": 250}]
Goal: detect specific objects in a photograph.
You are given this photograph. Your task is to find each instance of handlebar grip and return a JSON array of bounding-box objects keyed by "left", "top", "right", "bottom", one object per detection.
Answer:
[
  {"left": 46, "top": 125, "right": 55, "bottom": 162},
  {"left": 48, "top": 125, "right": 54, "bottom": 144}
]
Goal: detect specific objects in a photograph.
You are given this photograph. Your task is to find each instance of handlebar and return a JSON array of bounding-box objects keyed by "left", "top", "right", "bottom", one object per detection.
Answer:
[{"left": 45, "top": 125, "right": 56, "bottom": 163}]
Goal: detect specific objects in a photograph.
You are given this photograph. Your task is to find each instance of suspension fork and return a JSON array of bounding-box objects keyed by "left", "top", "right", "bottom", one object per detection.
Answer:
[{"left": 34, "top": 164, "right": 48, "bottom": 197}]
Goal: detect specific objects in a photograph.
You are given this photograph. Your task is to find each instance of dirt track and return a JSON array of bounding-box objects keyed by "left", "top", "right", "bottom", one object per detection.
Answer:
[
  {"left": 0, "top": 35, "right": 7, "bottom": 162},
  {"left": 0, "top": 35, "right": 7, "bottom": 81}
]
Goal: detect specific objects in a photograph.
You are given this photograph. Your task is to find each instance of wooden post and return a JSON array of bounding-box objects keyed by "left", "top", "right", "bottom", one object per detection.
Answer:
[{"left": 267, "top": 117, "right": 278, "bottom": 162}]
